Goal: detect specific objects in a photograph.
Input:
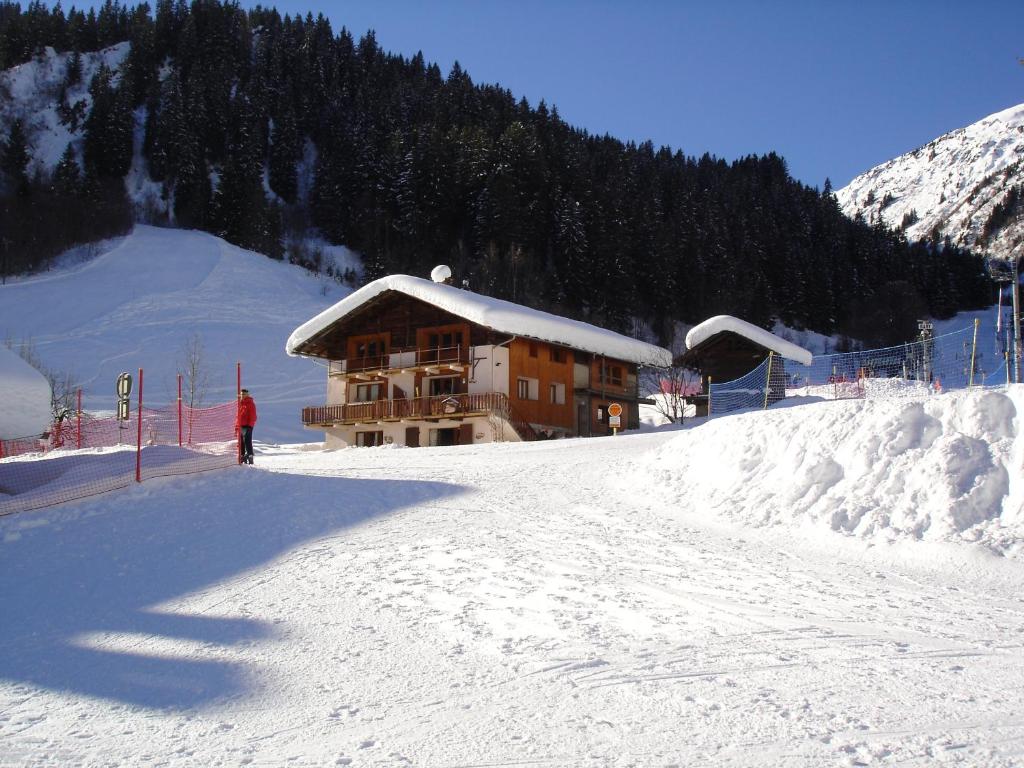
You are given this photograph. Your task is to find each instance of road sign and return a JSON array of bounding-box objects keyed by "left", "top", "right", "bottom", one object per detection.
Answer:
[
  {"left": 116, "top": 372, "right": 133, "bottom": 399},
  {"left": 609, "top": 415, "right": 621, "bottom": 428},
  {"left": 607, "top": 403, "right": 622, "bottom": 418},
  {"left": 116, "top": 372, "right": 133, "bottom": 422}
]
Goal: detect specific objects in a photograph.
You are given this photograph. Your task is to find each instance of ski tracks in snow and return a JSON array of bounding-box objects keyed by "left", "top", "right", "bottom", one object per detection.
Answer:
[{"left": 3, "top": 429, "right": 1024, "bottom": 765}]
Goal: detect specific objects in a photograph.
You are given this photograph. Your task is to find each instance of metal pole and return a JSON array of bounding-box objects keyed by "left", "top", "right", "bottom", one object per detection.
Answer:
[
  {"left": 135, "top": 368, "right": 144, "bottom": 483},
  {"left": 969, "top": 318, "right": 979, "bottom": 388},
  {"left": 76, "top": 388, "right": 82, "bottom": 449},
  {"left": 763, "top": 352, "right": 775, "bottom": 409},
  {"left": 237, "top": 362, "right": 242, "bottom": 464},
  {"left": 707, "top": 375, "right": 713, "bottom": 420},
  {"left": 177, "top": 374, "right": 183, "bottom": 447}
]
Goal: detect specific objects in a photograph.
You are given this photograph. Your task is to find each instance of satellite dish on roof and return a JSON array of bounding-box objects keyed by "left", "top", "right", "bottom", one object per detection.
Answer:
[{"left": 430, "top": 264, "right": 452, "bottom": 284}]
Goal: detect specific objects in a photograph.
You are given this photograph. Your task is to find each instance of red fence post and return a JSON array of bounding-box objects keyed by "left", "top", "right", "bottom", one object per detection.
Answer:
[
  {"left": 136, "top": 367, "right": 144, "bottom": 483},
  {"left": 236, "top": 362, "right": 242, "bottom": 465},
  {"left": 178, "top": 374, "right": 183, "bottom": 447},
  {"left": 77, "top": 389, "right": 82, "bottom": 450}
]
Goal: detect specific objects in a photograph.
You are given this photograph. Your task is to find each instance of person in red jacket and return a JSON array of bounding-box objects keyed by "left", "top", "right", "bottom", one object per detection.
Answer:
[{"left": 236, "top": 388, "right": 257, "bottom": 464}]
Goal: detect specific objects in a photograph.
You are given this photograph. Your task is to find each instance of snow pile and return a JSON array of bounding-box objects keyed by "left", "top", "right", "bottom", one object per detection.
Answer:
[
  {"left": 0, "top": 345, "right": 51, "bottom": 440},
  {"left": 288, "top": 273, "right": 673, "bottom": 366},
  {"left": 836, "top": 101, "right": 1024, "bottom": 259},
  {"left": 686, "top": 314, "right": 813, "bottom": 365},
  {"left": 637, "top": 387, "right": 1024, "bottom": 554}
]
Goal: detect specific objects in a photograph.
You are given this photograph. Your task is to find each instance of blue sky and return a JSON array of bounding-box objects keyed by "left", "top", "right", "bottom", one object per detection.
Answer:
[{"left": 255, "top": 1, "right": 1021, "bottom": 189}]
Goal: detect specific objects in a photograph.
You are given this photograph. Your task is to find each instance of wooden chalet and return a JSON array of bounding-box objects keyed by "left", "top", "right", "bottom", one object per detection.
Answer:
[
  {"left": 676, "top": 315, "right": 813, "bottom": 412},
  {"left": 287, "top": 271, "right": 672, "bottom": 448}
]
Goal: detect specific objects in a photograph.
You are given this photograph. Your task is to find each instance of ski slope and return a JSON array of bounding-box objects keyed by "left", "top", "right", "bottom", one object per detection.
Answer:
[
  {"left": 0, "top": 226, "right": 351, "bottom": 443},
  {"left": 1, "top": 386, "right": 1023, "bottom": 766}
]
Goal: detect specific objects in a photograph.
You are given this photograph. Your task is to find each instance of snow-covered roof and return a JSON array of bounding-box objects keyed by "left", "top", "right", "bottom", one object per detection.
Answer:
[
  {"left": 0, "top": 345, "right": 52, "bottom": 440},
  {"left": 685, "top": 315, "right": 813, "bottom": 366},
  {"left": 287, "top": 274, "right": 673, "bottom": 366}
]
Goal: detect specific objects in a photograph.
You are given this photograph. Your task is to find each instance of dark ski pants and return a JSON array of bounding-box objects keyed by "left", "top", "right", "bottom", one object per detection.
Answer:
[{"left": 240, "top": 426, "right": 254, "bottom": 464}]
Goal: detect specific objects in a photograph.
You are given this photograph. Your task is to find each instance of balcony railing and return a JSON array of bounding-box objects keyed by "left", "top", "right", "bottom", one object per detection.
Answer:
[
  {"left": 301, "top": 392, "right": 537, "bottom": 441},
  {"left": 329, "top": 345, "right": 469, "bottom": 376}
]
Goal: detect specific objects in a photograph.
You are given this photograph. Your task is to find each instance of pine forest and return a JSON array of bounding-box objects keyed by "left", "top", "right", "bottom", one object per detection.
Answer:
[{"left": 0, "top": 0, "right": 994, "bottom": 347}]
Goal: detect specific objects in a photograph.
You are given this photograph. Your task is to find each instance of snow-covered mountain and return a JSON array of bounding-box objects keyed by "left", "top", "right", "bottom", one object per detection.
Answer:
[{"left": 836, "top": 103, "right": 1024, "bottom": 261}]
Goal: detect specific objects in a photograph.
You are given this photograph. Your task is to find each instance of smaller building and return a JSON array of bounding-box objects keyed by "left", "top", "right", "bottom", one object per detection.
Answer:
[{"left": 676, "top": 315, "right": 812, "bottom": 411}]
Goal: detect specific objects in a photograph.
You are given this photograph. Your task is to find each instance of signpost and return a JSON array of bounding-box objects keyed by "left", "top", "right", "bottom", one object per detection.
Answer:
[
  {"left": 608, "top": 403, "right": 622, "bottom": 435},
  {"left": 116, "top": 372, "right": 132, "bottom": 443}
]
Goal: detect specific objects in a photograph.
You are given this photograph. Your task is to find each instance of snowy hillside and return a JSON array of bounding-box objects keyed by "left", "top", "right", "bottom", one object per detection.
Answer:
[
  {"left": 836, "top": 103, "right": 1024, "bottom": 260},
  {"left": 1, "top": 388, "right": 1023, "bottom": 765},
  {"left": 0, "top": 225, "right": 349, "bottom": 443},
  {"left": 0, "top": 44, "right": 128, "bottom": 173}
]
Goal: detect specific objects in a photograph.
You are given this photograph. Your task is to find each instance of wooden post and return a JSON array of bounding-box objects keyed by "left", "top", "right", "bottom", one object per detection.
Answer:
[
  {"left": 76, "top": 388, "right": 82, "bottom": 449},
  {"left": 135, "top": 367, "right": 144, "bottom": 483},
  {"left": 763, "top": 352, "right": 775, "bottom": 409},
  {"left": 707, "top": 375, "right": 713, "bottom": 420}
]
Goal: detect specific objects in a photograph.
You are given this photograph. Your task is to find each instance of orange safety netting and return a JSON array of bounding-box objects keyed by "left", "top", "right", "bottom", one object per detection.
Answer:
[{"left": 0, "top": 400, "right": 239, "bottom": 516}]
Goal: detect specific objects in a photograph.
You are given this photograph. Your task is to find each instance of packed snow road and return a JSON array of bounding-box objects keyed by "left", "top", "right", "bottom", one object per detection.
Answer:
[{"left": 1, "top": 394, "right": 1023, "bottom": 766}]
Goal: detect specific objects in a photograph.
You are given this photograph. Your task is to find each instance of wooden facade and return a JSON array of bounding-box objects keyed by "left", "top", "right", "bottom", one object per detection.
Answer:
[{"left": 295, "top": 291, "right": 647, "bottom": 447}]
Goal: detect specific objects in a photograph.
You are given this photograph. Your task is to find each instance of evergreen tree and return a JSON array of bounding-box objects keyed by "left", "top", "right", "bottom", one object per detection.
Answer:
[
  {"left": 1, "top": 118, "right": 31, "bottom": 197},
  {"left": 52, "top": 143, "right": 82, "bottom": 197},
  {"left": 83, "top": 64, "right": 133, "bottom": 180},
  {"left": 268, "top": 104, "right": 300, "bottom": 204}
]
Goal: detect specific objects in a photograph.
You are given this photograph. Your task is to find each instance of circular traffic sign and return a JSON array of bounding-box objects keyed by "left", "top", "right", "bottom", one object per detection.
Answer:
[{"left": 607, "top": 403, "right": 622, "bottom": 417}]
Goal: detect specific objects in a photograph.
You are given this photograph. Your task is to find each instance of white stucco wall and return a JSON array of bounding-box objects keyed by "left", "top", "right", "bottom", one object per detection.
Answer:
[{"left": 468, "top": 345, "right": 509, "bottom": 395}]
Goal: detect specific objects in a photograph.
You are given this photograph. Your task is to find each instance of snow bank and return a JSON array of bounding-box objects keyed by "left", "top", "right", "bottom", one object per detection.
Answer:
[
  {"left": 636, "top": 387, "right": 1024, "bottom": 554},
  {"left": 0, "top": 345, "right": 51, "bottom": 440},
  {"left": 288, "top": 274, "right": 673, "bottom": 366},
  {"left": 686, "top": 314, "right": 813, "bottom": 365}
]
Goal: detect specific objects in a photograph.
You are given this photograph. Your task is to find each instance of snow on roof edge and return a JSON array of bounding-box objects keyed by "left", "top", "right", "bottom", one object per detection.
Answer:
[
  {"left": 287, "top": 274, "right": 672, "bottom": 366},
  {"left": 685, "top": 315, "right": 813, "bottom": 366}
]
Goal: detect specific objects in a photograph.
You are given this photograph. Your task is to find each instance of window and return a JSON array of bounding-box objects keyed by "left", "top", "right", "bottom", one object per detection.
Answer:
[
  {"left": 354, "top": 382, "right": 382, "bottom": 403},
  {"left": 549, "top": 382, "right": 565, "bottom": 405},
  {"left": 355, "top": 430, "right": 384, "bottom": 447},
  {"left": 427, "top": 330, "right": 464, "bottom": 355},
  {"left": 428, "top": 376, "right": 458, "bottom": 396},
  {"left": 550, "top": 347, "right": 566, "bottom": 363},
  {"left": 353, "top": 383, "right": 383, "bottom": 402},
  {"left": 599, "top": 364, "right": 624, "bottom": 387},
  {"left": 351, "top": 335, "right": 388, "bottom": 365},
  {"left": 517, "top": 377, "right": 539, "bottom": 400},
  {"left": 529, "top": 342, "right": 538, "bottom": 358}
]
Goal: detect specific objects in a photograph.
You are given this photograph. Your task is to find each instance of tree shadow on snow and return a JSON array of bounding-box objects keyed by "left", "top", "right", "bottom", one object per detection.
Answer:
[{"left": 0, "top": 469, "right": 464, "bottom": 710}]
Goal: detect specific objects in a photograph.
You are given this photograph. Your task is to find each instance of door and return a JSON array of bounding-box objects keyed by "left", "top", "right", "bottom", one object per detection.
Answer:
[
  {"left": 577, "top": 403, "right": 589, "bottom": 437},
  {"left": 405, "top": 426, "right": 420, "bottom": 448}
]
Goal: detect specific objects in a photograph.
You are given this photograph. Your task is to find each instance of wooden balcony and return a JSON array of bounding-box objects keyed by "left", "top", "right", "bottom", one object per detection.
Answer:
[
  {"left": 328, "top": 345, "right": 470, "bottom": 378},
  {"left": 302, "top": 392, "right": 537, "bottom": 441}
]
